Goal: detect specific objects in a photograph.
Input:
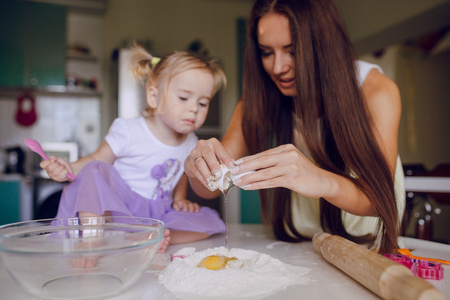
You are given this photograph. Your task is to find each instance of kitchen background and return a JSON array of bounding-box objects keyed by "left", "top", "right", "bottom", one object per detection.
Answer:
[{"left": 0, "top": 0, "right": 449, "bottom": 243}]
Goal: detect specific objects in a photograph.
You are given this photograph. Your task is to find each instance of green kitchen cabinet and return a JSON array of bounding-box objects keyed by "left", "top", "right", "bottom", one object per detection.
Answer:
[
  {"left": 241, "top": 190, "right": 262, "bottom": 224},
  {"left": 0, "top": 180, "right": 20, "bottom": 226},
  {"left": 0, "top": 1, "right": 66, "bottom": 87},
  {"left": 0, "top": 176, "right": 33, "bottom": 226}
]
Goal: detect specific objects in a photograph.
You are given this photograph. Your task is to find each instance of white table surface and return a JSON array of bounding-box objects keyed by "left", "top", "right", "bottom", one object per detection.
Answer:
[{"left": 0, "top": 223, "right": 449, "bottom": 300}]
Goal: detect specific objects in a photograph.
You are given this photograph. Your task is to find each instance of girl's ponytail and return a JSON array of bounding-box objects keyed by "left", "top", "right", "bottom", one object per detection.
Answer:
[{"left": 130, "top": 44, "right": 155, "bottom": 83}]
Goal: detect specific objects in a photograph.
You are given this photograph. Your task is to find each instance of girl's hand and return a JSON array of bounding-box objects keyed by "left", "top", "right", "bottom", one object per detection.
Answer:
[
  {"left": 39, "top": 155, "right": 75, "bottom": 182},
  {"left": 185, "top": 138, "right": 235, "bottom": 191},
  {"left": 231, "top": 144, "right": 329, "bottom": 199},
  {"left": 172, "top": 199, "right": 200, "bottom": 213}
]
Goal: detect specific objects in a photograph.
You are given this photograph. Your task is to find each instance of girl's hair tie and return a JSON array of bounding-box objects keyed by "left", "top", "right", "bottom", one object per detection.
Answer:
[{"left": 151, "top": 57, "right": 161, "bottom": 67}]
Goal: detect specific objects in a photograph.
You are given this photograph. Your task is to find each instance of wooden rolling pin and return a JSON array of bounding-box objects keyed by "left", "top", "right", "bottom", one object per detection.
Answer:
[{"left": 313, "top": 232, "right": 445, "bottom": 300}]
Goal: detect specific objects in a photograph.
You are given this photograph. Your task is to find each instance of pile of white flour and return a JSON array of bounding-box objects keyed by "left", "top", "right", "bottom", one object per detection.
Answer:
[{"left": 158, "top": 246, "right": 310, "bottom": 299}]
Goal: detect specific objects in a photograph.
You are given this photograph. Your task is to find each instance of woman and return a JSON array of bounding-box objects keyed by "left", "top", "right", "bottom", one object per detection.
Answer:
[{"left": 184, "top": 0, "right": 405, "bottom": 254}]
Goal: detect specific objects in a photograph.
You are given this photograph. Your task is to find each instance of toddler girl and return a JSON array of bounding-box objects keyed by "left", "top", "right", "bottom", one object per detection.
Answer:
[{"left": 40, "top": 45, "right": 227, "bottom": 254}]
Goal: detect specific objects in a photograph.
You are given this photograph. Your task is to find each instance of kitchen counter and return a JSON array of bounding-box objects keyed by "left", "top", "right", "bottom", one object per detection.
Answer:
[
  {"left": 405, "top": 176, "right": 450, "bottom": 193},
  {"left": 0, "top": 223, "right": 449, "bottom": 299}
]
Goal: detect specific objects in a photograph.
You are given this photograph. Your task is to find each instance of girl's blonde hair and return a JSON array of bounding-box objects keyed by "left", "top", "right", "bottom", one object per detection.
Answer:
[{"left": 130, "top": 44, "right": 226, "bottom": 117}]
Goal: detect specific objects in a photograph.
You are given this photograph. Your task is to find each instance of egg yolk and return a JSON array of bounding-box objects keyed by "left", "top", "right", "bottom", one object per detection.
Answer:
[{"left": 197, "top": 255, "right": 237, "bottom": 270}]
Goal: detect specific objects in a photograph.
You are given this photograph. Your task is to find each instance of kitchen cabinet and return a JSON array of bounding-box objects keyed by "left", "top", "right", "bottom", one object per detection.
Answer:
[
  {"left": 0, "top": 175, "right": 33, "bottom": 226},
  {"left": 65, "top": 52, "right": 102, "bottom": 95},
  {"left": 0, "top": 1, "right": 66, "bottom": 88},
  {"left": 240, "top": 190, "right": 262, "bottom": 223},
  {"left": 0, "top": 180, "right": 20, "bottom": 225},
  {"left": 0, "top": 174, "right": 33, "bottom": 225}
]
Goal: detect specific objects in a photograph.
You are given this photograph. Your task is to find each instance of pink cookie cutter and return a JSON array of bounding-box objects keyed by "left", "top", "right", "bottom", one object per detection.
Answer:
[{"left": 384, "top": 253, "right": 444, "bottom": 280}]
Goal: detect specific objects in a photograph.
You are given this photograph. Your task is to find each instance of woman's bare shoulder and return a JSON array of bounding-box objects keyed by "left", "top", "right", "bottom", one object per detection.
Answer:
[
  {"left": 361, "top": 68, "right": 401, "bottom": 118},
  {"left": 362, "top": 69, "right": 400, "bottom": 102}
]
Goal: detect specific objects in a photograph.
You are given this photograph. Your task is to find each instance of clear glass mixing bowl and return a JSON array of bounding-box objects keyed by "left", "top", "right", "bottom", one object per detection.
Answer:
[{"left": 0, "top": 216, "right": 164, "bottom": 300}]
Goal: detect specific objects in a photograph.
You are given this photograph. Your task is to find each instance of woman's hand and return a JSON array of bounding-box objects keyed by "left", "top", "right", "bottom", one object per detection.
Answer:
[
  {"left": 233, "top": 144, "right": 374, "bottom": 215},
  {"left": 172, "top": 199, "right": 200, "bottom": 213},
  {"left": 231, "top": 144, "right": 328, "bottom": 199},
  {"left": 39, "top": 156, "right": 75, "bottom": 182},
  {"left": 184, "top": 138, "right": 235, "bottom": 197}
]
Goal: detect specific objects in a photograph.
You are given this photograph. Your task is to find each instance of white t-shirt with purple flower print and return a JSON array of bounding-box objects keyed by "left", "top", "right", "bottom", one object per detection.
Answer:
[{"left": 105, "top": 117, "right": 198, "bottom": 201}]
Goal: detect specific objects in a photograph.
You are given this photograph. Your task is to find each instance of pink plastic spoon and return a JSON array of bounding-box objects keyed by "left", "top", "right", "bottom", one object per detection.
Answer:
[{"left": 24, "top": 138, "right": 76, "bottom": 180}]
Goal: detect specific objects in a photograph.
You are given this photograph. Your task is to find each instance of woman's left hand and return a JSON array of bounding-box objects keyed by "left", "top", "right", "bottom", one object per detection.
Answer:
[{"left": 232, "top": 144, "right": 330, "bottom": 199}]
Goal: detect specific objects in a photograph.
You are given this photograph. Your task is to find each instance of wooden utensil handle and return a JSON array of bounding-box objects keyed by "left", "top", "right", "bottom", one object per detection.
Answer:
[{"left": 313, "top": 232, "right": 445, "bottom": 300}]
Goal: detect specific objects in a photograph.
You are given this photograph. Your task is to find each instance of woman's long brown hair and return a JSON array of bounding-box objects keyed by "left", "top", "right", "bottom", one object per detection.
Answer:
[{"left": 241, "top": 0, "right": 399, "bottom": 253}]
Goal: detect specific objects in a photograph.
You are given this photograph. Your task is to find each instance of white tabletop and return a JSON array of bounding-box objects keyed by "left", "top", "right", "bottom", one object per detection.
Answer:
[{"left": 0, "top": 223, "right": 449, "bottom": 300}]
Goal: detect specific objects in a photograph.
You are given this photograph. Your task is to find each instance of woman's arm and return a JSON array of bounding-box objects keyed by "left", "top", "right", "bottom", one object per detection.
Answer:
[
  {"left": 221, "top": 102, "right": 249, "bottom": 160},
  {"left": 230, "top": 70, "right": 401, "bottom": 216},
  {"left": 361, "top": 69, "right": 401, "bottom": 177},
  {"left": 185, "top": 101, "right": 249, "bottom": 199}
]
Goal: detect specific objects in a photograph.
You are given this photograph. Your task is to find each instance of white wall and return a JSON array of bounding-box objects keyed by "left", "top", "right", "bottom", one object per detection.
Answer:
[{"left": 336, "top": 0, "right": 450, "bottom": 54}]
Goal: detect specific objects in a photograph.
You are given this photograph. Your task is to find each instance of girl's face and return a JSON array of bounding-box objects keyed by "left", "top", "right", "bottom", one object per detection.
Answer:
[
  {"left": 154, "top": 68, "right": 214, "bottom": 136},
  {"left": 257, "top": 12, "right": 296, "bottom": 96}
]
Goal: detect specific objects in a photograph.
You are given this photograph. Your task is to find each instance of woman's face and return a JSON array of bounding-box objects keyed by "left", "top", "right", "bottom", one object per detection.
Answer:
[{"left": 257, "top": 12, "right": 296, "bottom": 96}]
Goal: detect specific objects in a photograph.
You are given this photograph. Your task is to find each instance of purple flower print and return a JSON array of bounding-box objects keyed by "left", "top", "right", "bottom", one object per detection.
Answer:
[
  {"left": 150, "top": 159, "right": 181, "bottom": 201},
  {"left": 151, "top": 164, "right": 166, "bottom": 180}
]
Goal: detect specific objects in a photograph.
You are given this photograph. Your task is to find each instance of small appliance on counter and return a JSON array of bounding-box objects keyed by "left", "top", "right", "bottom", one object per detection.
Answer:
[{"left": 4, "top": 146, "right": 25, "bottom": 175}]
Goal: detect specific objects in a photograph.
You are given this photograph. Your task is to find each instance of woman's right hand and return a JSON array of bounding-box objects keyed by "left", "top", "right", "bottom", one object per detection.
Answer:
[
  {"left": 184, "top": 138, "right": 235, "bottom": 196},
  {"left": 39, "top": 156, "right": 75, "bottom": 182},
  {"left": 185, "top": 102, "right": 248, "bottom": 197}
]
